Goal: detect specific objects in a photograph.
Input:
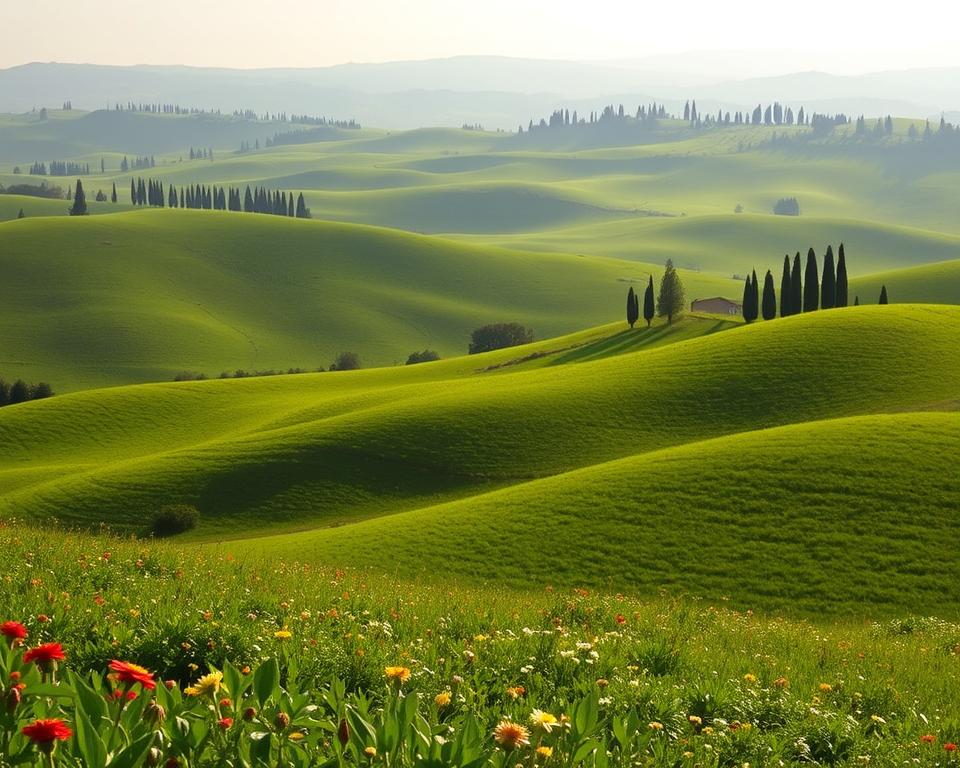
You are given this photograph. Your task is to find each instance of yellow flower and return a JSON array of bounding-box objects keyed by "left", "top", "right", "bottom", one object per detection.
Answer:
[
  {"left": 474, "top": 634, "right": 488, "bottom": 642},
  {"left": 274, "top": 629, "right": 293, "bottom": 640},
  {"left": 363, "top": 746, "right": 377, "bottom": 757},
  {"left": 385, "top": 666, "right": 411, "bottom": 684},
  {"left": 649, "top": 721, "right": 664, "bottom": 731},
  {"left": 743, "top": 673, "right": 758, "bottom": 684},
  {"left": 688, "top": 715, "right": 702, "bottom": 726},
  {"left": 529, "top": 710, "right": 559, "bottom": 733},
  {"left": 703, "top": 726, "right": 715, "bottom": 735},
  {"left": 184, "top": 670, "right": 223, "bottom": 697},
  {"left": 288, "top": 732, "right": 305, "bottom": 742},
  {"left": 536, "top": 745, "right": 553, "bottom": 758},
  {"left": 819, "top": 683, "right": 834, "bottom": 693},
  {"left": 493, "top": 720, "right": 530, "bottom": 750},
  {"left": 683, "top": 752, "right": 694, "bottom": 759},
  {"left": 434, "top": 691, "right": 452, "bottom": 708}
]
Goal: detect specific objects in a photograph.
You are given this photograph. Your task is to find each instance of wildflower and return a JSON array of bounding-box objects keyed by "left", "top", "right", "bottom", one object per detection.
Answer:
[
  {"left": 649, "top": 722, "right": 664, "bottom": 731},
  {"left": 243, "top": 707, "right": 257, "bottom": 721},
  {"left": 506, "top": 685, "right": 526, "bottom": 700},
  {"left": 536, "top": 745, "right": 553, "bottom": 758},
  {"left": 688, "top": 715, "right": 702, "bottom": 726},
  {"left": 337, "top": 718, "right": 349, "bottom": 745},
  {"left": 682, "top": 751, "right": 694, "bottom": 758},
  {"left": 1, "top": 621, "right": 28, "bottom": 646},
  {"left": 921, "top": 734, "right": 936, "bottom": 744},
  {"left": 241, "top": 665, "right": 251, "bottom": 675},
  {"left": 596, "top": 678, "right": 609, "bottom": 688},
  {"left": 146, "top": 701, "right": 166, "bottom": 726},
  {"left": 23, "top": 642, "right": 66, "bottom": 672},
  {"left": 818, "top": 683, "right": 833, "bottom": 693},
  {"left": 615, "top": 614, "right": 627, "bottom": 625},
  {"left": 218, "top": 717, "right": 233, "bottom": 730},
  {"left": 5, "top": 686, "right": 22, "bottom": 712},
  {"left": 870, "top": 715, "right": 886, "bottom": 725},
  {"left": 385, "top": 666, "right": 411, "bottom": 684},
  {"left": 289, "top": 732, "right": 304, "bottom": 742},
  {"left": 109, "top": 660, "right": 156, "bottom": 690},
  {"left": 493, "top": 720, "right": 530, "bottom": 750},
  {"left": 743, "top": 673, "right": 758, "bottom": 684},
  {"left": 184, "top": 670, "right": 223, "bottom": 697},
  {"left": 274, "top": 629, "right": 293, "bottom": 641},
  {"left": 773, "top": 676, "right": 789, "bottom": 688},
  {"left": 276, "top": 712, "right": 291, "bottom": 730},
  {"left": 945, "top": 743, "right": 957, "bottom": 752},
  {"left": 529, "top": 710, "right": 558, "bottom": 733},
  {"left": 37, "top": 614, "right": 49, "bottom": 623},
  {"left": 364, "top": 746, "right": 377, "bottom": 757},
  {"left": 435, "top": 691, "right": 452, "bottom": 708},
  {"left": 21, "top": 719, "right": 72, "bottom": 752}
]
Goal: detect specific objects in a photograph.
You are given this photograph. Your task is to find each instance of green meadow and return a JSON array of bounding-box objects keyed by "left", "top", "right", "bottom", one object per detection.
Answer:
[{"left": 1, "top": 107, "right": 958, "bottom": 618}]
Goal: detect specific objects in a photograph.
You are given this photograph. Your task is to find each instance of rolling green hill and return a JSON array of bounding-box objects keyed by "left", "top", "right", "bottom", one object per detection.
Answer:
[
  {"left": 0, "top": 209, "right": 738, "bottom": 390},
  {"left": 1, "top": 305, "right": 956, "bottom": 541}
]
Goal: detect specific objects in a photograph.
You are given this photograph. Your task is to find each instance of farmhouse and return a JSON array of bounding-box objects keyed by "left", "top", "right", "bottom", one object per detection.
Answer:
[{"left": 691, "top": 297, "right": 742, "bottom": 315}]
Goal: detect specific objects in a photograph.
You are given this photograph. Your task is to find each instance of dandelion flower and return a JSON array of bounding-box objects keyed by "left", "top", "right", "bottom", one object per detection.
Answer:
[
  {"left": 529, "top": 710, "right": 558, "bottom": 733},
  {"left": 434, "top": 691, "right": 452, "bottom": 708},
  {"left": 818, "top": 683, "right": 833, "bottom": 693},
  {"left": 688, "top": 715, "right": 702, "bottom": 726},
  {"left": 536, "top": 745, "right": 553, "bottom": 758},
  {"left": 364, "top": 746, "right": 377, "bottom": 757},
  {"left": 184, "top": 670, "right": 223, "bottom": 697},
  {"left": 649, "top": 721, "right": 664, "bottom": 731},
  {"left": 385, "top": 666, "right": 411, "bottom": 684},
  {"left": 493, "top": 720, "right": 530, "bottom": 750},
  {"left": 274, "top": 629, "right": 293, "bottom": 641},
  {"left": 743, "top": 673, "right": 758, "bottom": 684}
]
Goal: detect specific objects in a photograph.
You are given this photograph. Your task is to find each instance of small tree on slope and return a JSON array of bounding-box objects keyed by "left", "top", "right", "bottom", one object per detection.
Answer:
[
  {"left": 762, "top": 270, "right": 777, "bottom": 320},
  {"left": 656, "top": 259, "right": 685, "bottom": 324},
  {"left": 626, "top": 286, "right": 639, "bottom": 328},
  {"left": 643, "top": 276, "right": 655, "bottom": 328}
]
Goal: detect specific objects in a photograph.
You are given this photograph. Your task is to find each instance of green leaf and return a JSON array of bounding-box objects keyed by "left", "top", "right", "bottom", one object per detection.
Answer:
[
  {"left": 253, "top": 658, "right": 279, "bottom": 706},
  {"left": 572, "top": 738, "right": 600, "bottom": 765},
  {"left": 250, "top": 731, "right": 273, "bottom": 765},
  {"left": 73, "top": 710, "right": 107, "bottom": 768},
  {"left": 106, "top": 731, "right": 154, "bottom": 768}
]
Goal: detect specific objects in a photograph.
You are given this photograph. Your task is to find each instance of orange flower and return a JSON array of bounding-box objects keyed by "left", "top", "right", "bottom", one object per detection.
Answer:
[
  {"left": 921, "top": 734, "right": 936, "bottom": 744},
  {"left": 945, "top": 743, "right": 957, "bottom": 752},
  {"left": 23, "top": 642, "right": 66, "bottom": 669},
  {"left": 109, "top": 660, "right": 156, "bottom": 690},
  {"left": 22, "top": 718, "right": 72, "bottom": 747},
  {"left": 493, "top": 720, "right": 530, "bottom": 750},
  {"left": 1, "top": 621, "right": 28, "bottom": 643}
]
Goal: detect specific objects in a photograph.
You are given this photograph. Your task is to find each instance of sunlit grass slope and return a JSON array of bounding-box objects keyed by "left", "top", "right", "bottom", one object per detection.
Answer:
[
  {"left": 850, "top": 259, "right": 960, "bottom": 305},
  {"left": 0, "top": 209, "right": 737, "bottom": 390},
  {"left": 240, "top": 411, "right": 960, "bottom": 617},
  {"left": 1, "top": 306, "right": 956, "bottom": 541}
]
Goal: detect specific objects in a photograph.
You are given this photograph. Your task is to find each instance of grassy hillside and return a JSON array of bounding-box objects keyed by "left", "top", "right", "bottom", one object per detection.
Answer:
[
  {"left": 241, "top": 411, "right": 960, "bottom": 616},
  {"left": 0, "top": 209, "right": 738, "bottom": 390},
  {"left": 850, "top": 258, "right": 960, "bottom": 305},
  {"left": 1, "top": 305, "right": 956, "bottom": 538}
]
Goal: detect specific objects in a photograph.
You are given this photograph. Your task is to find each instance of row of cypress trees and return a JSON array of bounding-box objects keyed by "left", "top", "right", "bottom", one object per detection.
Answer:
[
  {"left": 626, "top": 277, "right": 655, "bottom": 329},
  {"left": 126, "top": 177, "right": 311, "bottom": 218},
  {"left": 743, "top": 244, "right": 888, "bottom": 322}
]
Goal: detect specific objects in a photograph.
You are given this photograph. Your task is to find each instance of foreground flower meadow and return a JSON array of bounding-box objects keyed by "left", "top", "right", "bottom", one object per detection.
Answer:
[{"left": 1, "top": 524, "right": 959, "bottom": 766}]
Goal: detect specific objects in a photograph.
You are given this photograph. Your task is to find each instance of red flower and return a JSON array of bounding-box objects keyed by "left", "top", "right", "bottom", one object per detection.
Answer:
[
  {"left": 921, "top": 734, "right": 936, "bottom": 744},
  {"left": 23, "top": 642, "right": 66, "bottom": 667},
  {"left": 108, "top": 660, "right": 156, "bottom": 690},
  {"left": 615, "top": 614, "right": 627, "bottom": 625},
  {"left": 945, "top": 742, "right": 957, "bottom": 752},
  {"left": 1, "top": 621, "right": 28, "bottom": 644},
  {"left": 21, "top": 718, "right": 72, "bottom": 744},
  {"left": 218, "top": 717, "right": 233, "bottom": 730}
]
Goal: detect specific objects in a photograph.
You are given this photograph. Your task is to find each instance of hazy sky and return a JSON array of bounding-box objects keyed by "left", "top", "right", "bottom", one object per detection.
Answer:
[{"left": 5, "top": 0, "right": 959, "bottom": 74}]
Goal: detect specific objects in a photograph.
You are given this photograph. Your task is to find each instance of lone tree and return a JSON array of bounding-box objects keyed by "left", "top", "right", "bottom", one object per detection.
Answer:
[
  {"left": 468, "top": 323, "right": 533, "bottom": 354},
  {"left": 879, "top": 285, "right": 889, "bottom": 304},
  {"left": 821, "top": 245, "right": 836, "bottom": 309},
  {"left": 626, "top": 286, "right": 639, "bottom": 328},
  {"left": 803, "top": 248, "right": 819, "bottom": 312},
  {"left": 779, "top": 255, "right": 792, "bottom": 317},
  {"left": 69, "top": 179, "right": 88, "bottom": 216},
  {"left": 836, "top": 243, "right": 849, "bottom": 307},
  {"left": 762, "top": 270, "right": 777, "bottom": 320},
  {"left": 330, "top": 351, "right": 362, "bottom": 371},
  {"left": 17, "top": 208, "right": 24, "bottom": 219},
  {"left": 656, "top": 259, "right": 685, "bottom": 324},
  {"left": 406, "top": 350, "right": 440, "bottom": 365},
  {"left": 111, "top": 182, "right": 117, "bottom": 203},
  {"left": 643, "top": 276, "right": 655, "bottom": 328}
]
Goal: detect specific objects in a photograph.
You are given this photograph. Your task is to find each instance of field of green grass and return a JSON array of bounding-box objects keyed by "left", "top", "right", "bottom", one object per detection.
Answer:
[
  {"left": 0, "top": 210, "right": 737, "bottom": 390},
  {"left": 1, "top": 305, "right": 957, "bottom": 615}
]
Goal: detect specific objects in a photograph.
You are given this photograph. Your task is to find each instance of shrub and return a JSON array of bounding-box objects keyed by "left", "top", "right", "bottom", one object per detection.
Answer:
[
  {"left": 773, "top": 197, "right": 800, "bottom": 215},
  {"left": 151, "top": 504, "right": 200, "bottom": 537},
  {"left": 330, "top": 351, "right": 361, "bottom": 371},
  {"left": 468, "top": 323, "right": 533, "bottom": 354},
  {"left": 406, "top": 350, "right": 441, "bottom": 365}
]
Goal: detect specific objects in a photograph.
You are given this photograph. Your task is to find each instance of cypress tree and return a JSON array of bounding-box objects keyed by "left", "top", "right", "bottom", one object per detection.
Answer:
[
  {"left": 762, "top": 270, "right": 777, "bottom": 320},
  {"left": 17, "top": 208, "right": 24, "bottom": 219},
  {"left": 821, "top": 245, "right": 836, "bottom": 309},
  {"left": 780, "top": 255, "right": 791, "bottom": 317},
  {"left": 879, "top": 285, "right": 888, "bottom": 304},
  {"left": 742, "top": 276, "right": 752, "bottom": 323},
  {"left": 643, "top": 275, "right": 655, "bottom": 328},
  {"left": 790, "top": 252, "right": 802, "bottom": 316},
  {"left": 295, "top": 193, "right": 307, "bottom": 218},
  {"left": 130, "top": 179, "right": 137, "bottom": 205},
  {"left": 803, "top": 248, "right": 819, "bottom": 312},
  {"left": 626, "top": 286, "right": 639, "bottom": 328},
  {"left": 836, "top": 243, "right": 849, "bottom": 307},
  {"left": 244, "top": 187, "right": 254, "bottom": 213},
  {"left": 749, "top": 269, "right": 760, "bottom": 321},
  {"left": 111, "top": 182, "right": 117, "bottom": 203},
  {"left": 69, "top": 179, "right": 88, "bottom": 216},
  {"left": 854, "top": 296, "right": 859, "bottom": 306}
]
